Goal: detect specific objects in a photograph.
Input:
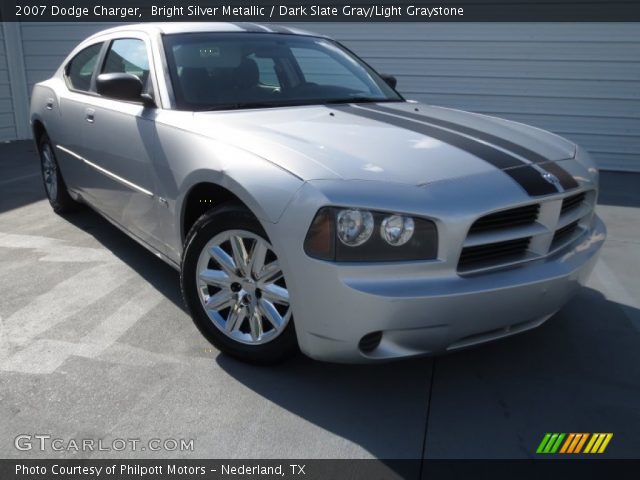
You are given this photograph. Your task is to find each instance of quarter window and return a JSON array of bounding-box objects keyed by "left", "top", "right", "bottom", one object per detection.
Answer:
[
  {"left": 102, "top": 39, "right": 150, "bottom": 84},
  {"left": 66, "top": 43, "right": 102, "bottom": 92}
]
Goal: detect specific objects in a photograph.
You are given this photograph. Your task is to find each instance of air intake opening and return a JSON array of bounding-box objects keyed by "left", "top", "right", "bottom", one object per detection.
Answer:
[
  {"left": 468, "top": 204, "right": 540, "bottom": 234},
  {"left": 459, "top": 237, "right": 532, "bottom": 272},
  {"left": 552, "top": 220, "right": 580, "bottom": 249},
  {"left": 359, "top": 331, "right": 382, "bottom": 353},
  {"left": 561, "top": 192, "right": 586, "bottom": 216}
]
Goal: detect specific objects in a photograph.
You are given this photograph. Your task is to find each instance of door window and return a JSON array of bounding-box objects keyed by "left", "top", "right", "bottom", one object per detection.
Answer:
[
  {"left": 102, "top": 39, "right": 150, "bottom": 85},
  {"left": 66, "top": 43, "right": 102, "bottom": 92}
]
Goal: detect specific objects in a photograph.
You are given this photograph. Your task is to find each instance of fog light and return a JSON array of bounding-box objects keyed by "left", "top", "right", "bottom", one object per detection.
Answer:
[
  {"left": 336, "top": 209, "right": 374, "bottom": 246},
  {"left": 380, "top": 215, "right": 414, "bottom": 246}
]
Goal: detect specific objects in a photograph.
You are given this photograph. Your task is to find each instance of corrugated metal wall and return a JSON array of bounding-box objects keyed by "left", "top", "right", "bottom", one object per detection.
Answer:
[
  {"left": 20, "top": 23, "right": 112, "bottom": 97},
  {"left": 294, "top": 23, "right": 640, "bottom": 172},
  {"left": 6, "top": 22, "right": 640, "bottom": 171},
  {"left": 0, "top": 23, "right": 16, "bottom": 140}
]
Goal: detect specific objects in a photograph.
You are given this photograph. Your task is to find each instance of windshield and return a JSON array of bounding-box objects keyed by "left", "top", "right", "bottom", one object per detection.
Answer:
[{"left": 162, "top": 33, "right": 403, "bottom": 111}]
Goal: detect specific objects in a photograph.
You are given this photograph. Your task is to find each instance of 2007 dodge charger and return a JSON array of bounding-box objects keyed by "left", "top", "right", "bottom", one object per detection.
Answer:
[{"left": 30, "top": 23, "right": 606, "bottom": 363}]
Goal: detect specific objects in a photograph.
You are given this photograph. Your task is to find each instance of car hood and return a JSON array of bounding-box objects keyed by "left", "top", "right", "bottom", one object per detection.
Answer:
[{"left": 192, "top": 102, "right": 576, "bottom": 186}]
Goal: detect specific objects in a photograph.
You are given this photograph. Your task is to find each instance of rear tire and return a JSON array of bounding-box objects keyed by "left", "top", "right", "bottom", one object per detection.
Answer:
[
  {"left": 38, "top": 134, "right": 77, "bottom": 213},
  {"left": 181, "top": 204, "right": 298, "bottom": 364}
]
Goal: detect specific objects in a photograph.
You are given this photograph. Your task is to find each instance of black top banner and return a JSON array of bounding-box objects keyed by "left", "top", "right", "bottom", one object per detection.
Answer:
[{"left": 1, "top": 0, "right": 640, "bottom": 22}]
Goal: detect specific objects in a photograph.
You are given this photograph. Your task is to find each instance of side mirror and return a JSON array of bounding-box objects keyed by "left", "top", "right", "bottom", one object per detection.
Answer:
[
  {"left": 96, "top": 73, "right": 147, "bottom": 104},
  {"left": 380, "top": 74, "right": 397, "bottom": 89}
]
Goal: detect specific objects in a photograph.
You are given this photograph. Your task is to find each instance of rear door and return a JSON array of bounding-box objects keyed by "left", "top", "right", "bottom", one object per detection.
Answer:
[{"left": 52, "top": 41, "right": 104, "bottom": 190}]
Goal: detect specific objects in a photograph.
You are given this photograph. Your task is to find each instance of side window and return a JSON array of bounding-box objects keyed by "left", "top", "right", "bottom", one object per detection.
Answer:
[
  {"left": 66, "top": 43, "right": 102, "bottom": 92},
  {"left": 102, "top": 39, "right": 150, "bottom": 84}
]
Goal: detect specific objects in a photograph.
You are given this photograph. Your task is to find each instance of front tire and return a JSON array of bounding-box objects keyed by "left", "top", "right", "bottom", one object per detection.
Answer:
[
  {"left": 38, "top": 134, "right": 77, "bottom": 213},
  {"left": 181, "top": 204, "right": 297, "bottom": 364}
]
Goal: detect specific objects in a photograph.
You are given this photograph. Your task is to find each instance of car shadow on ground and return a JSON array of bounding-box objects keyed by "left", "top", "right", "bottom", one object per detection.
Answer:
[
  {"left": 217, "top": 287, "right": 640, "bottom": 461},
  {"left": 62, "top": 207, "right": 186, "bottom": 310},
  {"left": 424, "top": 286, "right": 640, "bottom": 459}
]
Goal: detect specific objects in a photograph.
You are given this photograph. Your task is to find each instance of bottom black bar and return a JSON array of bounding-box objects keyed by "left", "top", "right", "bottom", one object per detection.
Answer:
[{"left": 1, "top": 459, "right": 639, "bottom": 480}]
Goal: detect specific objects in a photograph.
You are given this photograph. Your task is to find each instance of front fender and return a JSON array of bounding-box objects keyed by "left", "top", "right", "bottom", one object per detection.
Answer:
[{"left": 165, "top": 128, "right": 304, "bottom": 246}]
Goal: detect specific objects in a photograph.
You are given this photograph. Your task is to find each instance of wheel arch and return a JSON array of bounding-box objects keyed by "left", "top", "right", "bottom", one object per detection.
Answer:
[
  {"left": 180, "top": 181, "right": 252, "bottom": 243},
  {"left": 177, "top": 165, "right": 304, "bottom": 246},
  {"left": 32, "top": 118, "right": 47, "bottom": 148}
]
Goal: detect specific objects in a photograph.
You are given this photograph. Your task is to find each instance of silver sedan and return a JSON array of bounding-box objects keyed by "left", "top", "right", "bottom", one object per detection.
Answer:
[{"left": 30, "top": 23, "right": 606, "bottom": 363}]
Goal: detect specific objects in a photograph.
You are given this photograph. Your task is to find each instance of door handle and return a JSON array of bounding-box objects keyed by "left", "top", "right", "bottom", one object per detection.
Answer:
[
  {"left": 85, "top": 108, "right": 95, "bottom": 123},
  {"left": 45, "top": 98, "right": 54, "bottom": 110}
]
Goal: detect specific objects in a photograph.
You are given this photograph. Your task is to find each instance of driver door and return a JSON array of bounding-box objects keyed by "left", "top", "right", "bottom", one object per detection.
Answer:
[{"left": 80, "top": 36, "right": 167, "bottom": 253}]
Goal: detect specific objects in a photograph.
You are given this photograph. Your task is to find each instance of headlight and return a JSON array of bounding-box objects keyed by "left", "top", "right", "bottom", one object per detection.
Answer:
[
  {"left": 304, "top": 207, "right": 438, "bottom": 262},
  {"left": 336, "top": 209, "right": 374, "bottom": 246},
  {"left": 380, "top": 215, "right": 414, "bottom": 246}
]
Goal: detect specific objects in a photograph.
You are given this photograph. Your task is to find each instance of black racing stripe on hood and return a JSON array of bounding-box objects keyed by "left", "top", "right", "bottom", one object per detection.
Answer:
[
  {"left": 338, "top": 105, "right": 558, "bottom": 196},
  {"left": 363, "top": 103, "right": 579, "bottom": 191},
  {"left": 538, "top": 161, "right": 580, "bottom": 190}
]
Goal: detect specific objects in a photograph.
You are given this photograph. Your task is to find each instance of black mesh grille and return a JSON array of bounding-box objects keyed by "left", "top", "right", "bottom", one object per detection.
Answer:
[
  {"left": 561, "top": 192, "right": 586, "bottom": 216},
  {"left": 469, "top": 204, "right": 540, "bottom": 234},
  {"left": 459, "top": 237, "right": 531, "bottom": 271},
  {"left": 552, "top": 221, "right": 580, "bottom": 247}
]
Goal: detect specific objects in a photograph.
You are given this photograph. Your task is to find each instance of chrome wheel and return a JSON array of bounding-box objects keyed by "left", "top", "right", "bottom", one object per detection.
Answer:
[
  {"left": 41, "top": 144, "right": 58, "bottom": 200},
  {"left": 195, "top": 230, "right": 291, "bottom": 345}
]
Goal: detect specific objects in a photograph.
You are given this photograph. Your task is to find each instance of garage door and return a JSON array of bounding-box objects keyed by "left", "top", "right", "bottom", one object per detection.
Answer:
[
  {"left": 291, "top": 23, "right": 640, "bottom": 172},
  {"left": 14, "top": 22, "right": 640, "bottom": 171},
  {"left": 0, "top": 23, "right": 16, "bottom": 141}
]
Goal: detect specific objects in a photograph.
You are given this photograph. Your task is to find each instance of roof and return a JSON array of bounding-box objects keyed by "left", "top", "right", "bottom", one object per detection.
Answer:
[{"left": 87, "top": 22, "right": 323, "bottom": 39}]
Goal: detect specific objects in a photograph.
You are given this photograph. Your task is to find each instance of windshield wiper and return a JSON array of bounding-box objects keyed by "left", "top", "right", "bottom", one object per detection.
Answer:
[
  {"left": 323, "top": 97, "right": 397, "bottom": 105},
  {"left": 197, "top": 97, "right": 401, "bottom": 111},
  {"left": 201, "top": 101, "right": 289, "bottom": 111}
]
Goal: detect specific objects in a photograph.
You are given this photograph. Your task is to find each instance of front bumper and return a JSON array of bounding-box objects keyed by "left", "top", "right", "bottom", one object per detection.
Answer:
[{"left": 267, "top": 172, "right": 605, "bottom": 363}]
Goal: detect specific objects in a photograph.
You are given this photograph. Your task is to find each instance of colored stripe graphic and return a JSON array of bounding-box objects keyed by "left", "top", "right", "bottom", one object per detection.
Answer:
[
  {"left": 584, "top": 433, "right": 614, "bottom": 454},
  {"left": 361, "top": 103, "right": 579, "bottom": 191},
  {"left": 544, "top": 434, "right": 559, "bottom": 453},
  {"left": 568, "top": 433, "right": 585, "bottom": 453},
  {"left": 597, "top": 434, "right": 614, "bottom": 453},
  {"left": 559, "top": 433, "right": 575, "bottom": 453},
  {"left": 550, "top": 433, "right": 565, "bottom": 453},
  {"left": 537, "top": 433, "right": 565, "bottom": 453},
  {"left": 590, "top": 434, "right": 605, "bottom": 453},
  {"left": 338, "top": 105, "right": 559, "bottom": 196},
  {"left": 574, "top": 433, "right": 589, "bottom": 453},
  {"left": 536, "top": 433, "right": 552, "bottom": 453},
  {"left": 539, "top": 433, "right": 613, "bottom": 454}
]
